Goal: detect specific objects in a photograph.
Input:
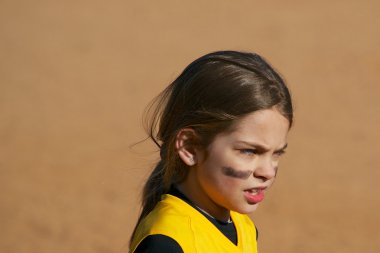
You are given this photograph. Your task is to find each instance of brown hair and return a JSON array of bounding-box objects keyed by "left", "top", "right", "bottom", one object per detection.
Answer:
[{"left": 130, "top": 51, "right": 293, "bottom": 243}]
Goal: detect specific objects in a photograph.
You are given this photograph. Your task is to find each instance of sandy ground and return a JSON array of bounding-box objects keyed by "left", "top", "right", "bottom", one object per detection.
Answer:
[{"left": 1, "top": 1, "right": 379, "bottom": 252}]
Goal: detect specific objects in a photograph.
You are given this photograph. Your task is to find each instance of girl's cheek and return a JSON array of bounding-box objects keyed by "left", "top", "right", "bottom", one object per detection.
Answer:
[{"left": 221, "top": 166, "right": 252, "bottom": 180}]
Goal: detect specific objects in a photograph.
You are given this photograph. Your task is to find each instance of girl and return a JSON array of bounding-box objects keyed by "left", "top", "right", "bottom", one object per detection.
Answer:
[{"left": 129, "top": 51, "right": 293, "bottom": 253}]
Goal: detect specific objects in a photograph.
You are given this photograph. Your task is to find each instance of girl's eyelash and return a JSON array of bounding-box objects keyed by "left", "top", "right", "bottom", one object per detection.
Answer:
[
  {"left": 274, "top": 150, "right": 286, "bottom": 156},
  {"left": 238, "top": 149, "right": 286, "bottom": 157},
  {"left": 239, "top": 149, "right": 257, "bottom": 155}
]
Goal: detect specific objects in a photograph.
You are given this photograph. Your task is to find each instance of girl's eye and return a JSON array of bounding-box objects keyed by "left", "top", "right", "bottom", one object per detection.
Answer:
[
  {"left": 273, "top": 150, "right": 286, "bottom": 158},
  {"left": 239, "top": 149, "right": 257, "bottom": 156}
]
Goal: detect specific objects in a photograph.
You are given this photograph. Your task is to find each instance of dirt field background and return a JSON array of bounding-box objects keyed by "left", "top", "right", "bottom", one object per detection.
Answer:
[{"left": 1, "top": 1, "right": 379, "bottom": 253}]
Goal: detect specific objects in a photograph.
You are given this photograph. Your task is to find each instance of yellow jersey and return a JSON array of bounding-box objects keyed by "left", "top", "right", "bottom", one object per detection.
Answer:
[{"left": 130, "top": 194, "right": 258, "bottom": 253}]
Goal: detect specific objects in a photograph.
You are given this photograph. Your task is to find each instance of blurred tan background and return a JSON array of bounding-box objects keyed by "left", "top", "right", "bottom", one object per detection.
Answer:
[{"left": 1, "top": 0, "right": 379, "bottom": 252}]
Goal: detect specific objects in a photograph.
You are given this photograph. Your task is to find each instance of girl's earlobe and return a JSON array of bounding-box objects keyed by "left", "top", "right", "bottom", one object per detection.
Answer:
[{"left": 175, "top": 128, "right": 198, "bottom": 166}]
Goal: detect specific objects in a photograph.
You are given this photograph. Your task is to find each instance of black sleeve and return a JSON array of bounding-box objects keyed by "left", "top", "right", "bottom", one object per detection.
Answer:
[{"left": 133, "top": 234, "right": 184, "bottom": 253}]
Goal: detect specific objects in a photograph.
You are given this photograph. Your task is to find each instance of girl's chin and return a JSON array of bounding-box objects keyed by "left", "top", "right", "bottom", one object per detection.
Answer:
[{"left": 233, "top": 203, "right": 260, "bottom": 214}]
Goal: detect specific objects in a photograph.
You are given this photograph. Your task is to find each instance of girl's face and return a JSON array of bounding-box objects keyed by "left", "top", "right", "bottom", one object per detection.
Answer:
[{"left": 181, "top": 108, "right": 289, "bottom": 221}]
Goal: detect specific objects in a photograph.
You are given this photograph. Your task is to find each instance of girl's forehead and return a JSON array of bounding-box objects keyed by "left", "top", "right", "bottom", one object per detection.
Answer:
[{"left": 218, "top": 109, "right": 289, "bottom": 144}]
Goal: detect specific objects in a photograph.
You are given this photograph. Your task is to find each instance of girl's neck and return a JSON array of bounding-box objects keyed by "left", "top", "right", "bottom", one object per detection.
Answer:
[{"left": 175, "top": 183, "right": 231, "bottom": 223}]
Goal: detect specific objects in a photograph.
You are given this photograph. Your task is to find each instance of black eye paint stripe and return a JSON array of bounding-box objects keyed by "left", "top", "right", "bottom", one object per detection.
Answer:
[{"left": 221, "top": 166, "right": 253, "bottom": 179}]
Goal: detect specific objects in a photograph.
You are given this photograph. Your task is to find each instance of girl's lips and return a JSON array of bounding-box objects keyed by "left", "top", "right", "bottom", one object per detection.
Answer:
[{"left": 244, "top": 188, "right": 265, "bottom": 204}]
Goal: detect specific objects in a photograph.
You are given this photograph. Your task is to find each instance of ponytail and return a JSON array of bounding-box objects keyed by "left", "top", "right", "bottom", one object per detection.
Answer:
[
  {"left": 130, "top": 136, "right": 187, "bottom": 244},
  {"left": 129, "top": 160, "right": 166, "bottom": 245}
]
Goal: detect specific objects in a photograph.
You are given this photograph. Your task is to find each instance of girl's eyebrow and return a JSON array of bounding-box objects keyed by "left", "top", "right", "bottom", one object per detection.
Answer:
[{"left": 235, "top": 141, "right": 288, "bottom": 152}]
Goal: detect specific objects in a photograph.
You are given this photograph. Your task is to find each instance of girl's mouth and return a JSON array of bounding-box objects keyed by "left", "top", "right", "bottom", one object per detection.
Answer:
[{"left": 244, "top": 188, "right": 265, "bottom": 204}]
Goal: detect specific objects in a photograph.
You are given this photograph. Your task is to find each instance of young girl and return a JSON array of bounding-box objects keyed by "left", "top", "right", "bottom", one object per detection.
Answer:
[{"left": 129, "top": 51, "right": 293, "bottom": 253}]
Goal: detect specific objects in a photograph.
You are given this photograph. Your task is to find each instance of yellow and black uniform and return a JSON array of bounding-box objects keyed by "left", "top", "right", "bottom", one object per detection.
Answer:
[{"left": 130, "top": 187, "right": 258, "bottom": 253}]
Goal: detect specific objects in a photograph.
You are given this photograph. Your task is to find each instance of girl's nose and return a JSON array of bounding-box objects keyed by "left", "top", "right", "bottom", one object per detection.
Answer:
[{"left": 253, "top": 157, "right": 277, "bottom": 181}]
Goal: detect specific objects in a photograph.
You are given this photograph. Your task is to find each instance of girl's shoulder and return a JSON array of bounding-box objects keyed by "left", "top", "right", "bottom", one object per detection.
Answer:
[{"left": 133, "top": 234, "right": 183, "bottom": 253}]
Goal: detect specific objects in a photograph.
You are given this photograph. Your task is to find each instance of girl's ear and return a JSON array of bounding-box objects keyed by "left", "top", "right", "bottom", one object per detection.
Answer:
[{"left": 175, "top": 128, "right": 199, "bottom": 166}]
